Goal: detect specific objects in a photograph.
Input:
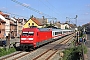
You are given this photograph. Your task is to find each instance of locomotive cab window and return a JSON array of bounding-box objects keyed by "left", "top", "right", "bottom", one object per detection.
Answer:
[
  {"left": 22, "top": 33, "right": 28, "bottom": 36},
  {"left": 22, "top": 32, "right": 34, "bottom": 36},
  {"left": 28, "top": 32, "right": 34, "bottom": 36}
]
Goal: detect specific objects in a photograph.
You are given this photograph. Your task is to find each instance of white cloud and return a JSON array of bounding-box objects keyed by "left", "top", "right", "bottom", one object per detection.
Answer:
[
  {"left": 22, "top": 3, "right": 30, "bottom": 7},
  {"left": 86, "top": 4, "right": 90, "bottom": 7},
  {"left": 84, "top": 12, "right": 89, "bottom": 15},
  {"left": 0, "top": 7, "right": 7, "bottom": 10}
]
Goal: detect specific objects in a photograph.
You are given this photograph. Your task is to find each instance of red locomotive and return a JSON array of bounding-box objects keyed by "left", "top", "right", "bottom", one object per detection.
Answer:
[
  {"left": 20, "top": 27, "right": 73, "bottom": 50},
  {"left": 20, "top": 27, "right": 52, "bottom": 50}
]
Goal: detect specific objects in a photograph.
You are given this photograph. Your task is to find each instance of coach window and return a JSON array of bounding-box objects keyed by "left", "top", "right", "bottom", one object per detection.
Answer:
[
  {"left": 59, "top": 32, "right": 62, "bottom": 34},
  {"left": 55, "top": 32, "right": 59, "bottom": 35},
  {"left": 55, "top": 32, "right": 56, "bottom": 35}
]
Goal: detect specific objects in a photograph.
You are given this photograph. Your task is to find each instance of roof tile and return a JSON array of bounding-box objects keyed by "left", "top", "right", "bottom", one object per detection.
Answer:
[{"left": 31, "top": 18, "right": 43, "bottom": 26}]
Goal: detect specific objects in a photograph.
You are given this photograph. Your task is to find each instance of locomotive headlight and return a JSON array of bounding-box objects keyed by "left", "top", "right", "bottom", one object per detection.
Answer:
[
  {"left": 21, "top": 38, "right": 26, "bottom": 40},
  {"left": 28, "top": 38, "right": 33, "bottom": 40},
  {"left": 21, "top": 38, "right": 33, "bottom": 40}
]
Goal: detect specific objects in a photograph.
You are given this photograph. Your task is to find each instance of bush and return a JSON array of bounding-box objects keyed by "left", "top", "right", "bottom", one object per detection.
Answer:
[
  {"left": 62, "top": 48, "right": 79, "bottom": 60},
  {"left": 62, "top": 45, "right": 87, "bottom": 60}
]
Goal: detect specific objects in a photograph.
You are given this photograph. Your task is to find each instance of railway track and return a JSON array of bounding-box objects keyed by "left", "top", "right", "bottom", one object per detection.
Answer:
[
  {"left": 1, "top": 51, "right": 30, "bottom": 60},
  {"left": 0, "top": 33, "right": 75, "bottom": 60},
  {"left": 32, "top": 35, "right": 73, "bottom": 60},
  {"left": 0, "top": 51, "right": 22, "bottom": 60}
]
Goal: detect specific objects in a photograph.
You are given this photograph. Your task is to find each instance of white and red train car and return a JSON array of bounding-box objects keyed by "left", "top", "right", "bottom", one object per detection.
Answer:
[{"left": 20, "top": 27, "right": 73, "bottom": 50}]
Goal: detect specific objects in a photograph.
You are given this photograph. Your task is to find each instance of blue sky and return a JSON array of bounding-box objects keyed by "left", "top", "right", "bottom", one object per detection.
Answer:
[{"left": 0, "top": 0, "right": 90, "bottom": 26}]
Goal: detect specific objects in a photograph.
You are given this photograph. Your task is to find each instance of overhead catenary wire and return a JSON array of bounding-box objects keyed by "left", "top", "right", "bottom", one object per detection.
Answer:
[
  {"left": 45, "top": 0, "right": 61, "bottom": 17},
  {"left": 39, "top": 0, "right": 57, "bottom": 18},
  {"left": 11, "top": 0, "right": 56, "bottom": 19},
  {"left": 0, "top": 10, "right": 29, "bottom": 19}
]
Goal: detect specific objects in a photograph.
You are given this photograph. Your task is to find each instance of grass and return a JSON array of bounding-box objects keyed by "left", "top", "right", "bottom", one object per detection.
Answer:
[{"left": 0, "top": 47, "right": 16, "bottom": 57}]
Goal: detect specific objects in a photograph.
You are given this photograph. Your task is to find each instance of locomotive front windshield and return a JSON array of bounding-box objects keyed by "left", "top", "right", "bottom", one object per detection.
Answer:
[{"left": 22, "top": 32, "right": 34, "bottom": 36}]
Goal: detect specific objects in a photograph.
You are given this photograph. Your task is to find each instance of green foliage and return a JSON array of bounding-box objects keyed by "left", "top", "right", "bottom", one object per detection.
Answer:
[
  {"left": 50, "top": 23, "right": 54, "bottom": 26},
  {"left": 62, "top": 47, "right": 79, "bottom": 60},
  {"left": 82, "top": 44, "right": 87, "bottom": 54},
  {"left": 45, "top": 24, "right": 49, "bottom": 27},
  {"left": 0, "top": 47, "right": 16, "bottom": 57},
  {"left": 65, "top": 26, "right": 68, "bottom": 29},
  {"left": 78, "top": 26, "right": 83, "bottom": 31},
  {"left": 62, "top": 45, "right": 87, "bottom": 60},
  {"left": 79, "top": 31, "right": 83, "bottom": 37}
]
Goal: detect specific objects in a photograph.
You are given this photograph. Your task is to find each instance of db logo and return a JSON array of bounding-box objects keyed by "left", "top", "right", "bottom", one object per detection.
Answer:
[{"left": 26, "top": 38, "right": 29, "bottom": 40}]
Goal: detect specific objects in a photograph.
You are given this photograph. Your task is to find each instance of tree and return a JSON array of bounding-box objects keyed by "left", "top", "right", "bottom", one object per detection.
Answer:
[{"left": 65, "top": 26, "right": 68, "bottom": 29}]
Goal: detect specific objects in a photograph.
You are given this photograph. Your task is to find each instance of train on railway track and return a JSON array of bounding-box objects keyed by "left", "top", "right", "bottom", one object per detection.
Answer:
[{"left": 20, "top": 26, "right": 74, "bottom": 50}]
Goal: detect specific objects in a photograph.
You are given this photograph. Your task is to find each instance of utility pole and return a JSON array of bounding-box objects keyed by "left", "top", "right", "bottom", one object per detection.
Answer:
[
  {"left": 66, "top": 15, "right": 78, "bottom": 30},
  {"left": 6, "top": 33, "right": 10, "bottom": 51},
  {"left": 42, "top": 16, "right": 57, "bottom": 26},
  {"left": 66, "top": 15, "right": 78, "bottom": 43},
  {"left": 75, "top": 15, "right": 79, "bottom": 43},
  {"left": 66, "top": 17, "right": 70, "bottom": 24},
  {"left": 74, "top": 15, "right": 78, "bottom": 28}
]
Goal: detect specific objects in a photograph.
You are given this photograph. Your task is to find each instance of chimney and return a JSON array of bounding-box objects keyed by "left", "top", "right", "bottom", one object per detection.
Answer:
[
  {"left": 53, "top": 20, "right": 54, "bottom": 24},
  {"left": 42, "top": 16, "right": 45, "bottom": 24},
  {"left": 42, "top": 16, "right": 45, "bottom": 20},
  {"left": 30, "top": 15, "right": 34, "bottom": 18}
]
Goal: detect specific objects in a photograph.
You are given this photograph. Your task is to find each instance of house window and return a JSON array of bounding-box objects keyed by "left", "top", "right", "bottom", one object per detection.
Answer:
[
  {"left": 28, "top": 23, "right": 30, "bottom": 27},
  {"left": 0, "top": 30, "right": 1, "bottom": 33},
  {"left": 28, "top": 23, "right": 30, "bottom": 25},
  {"left": 32, "top": 23, "right": 34, "bottom": 26}
]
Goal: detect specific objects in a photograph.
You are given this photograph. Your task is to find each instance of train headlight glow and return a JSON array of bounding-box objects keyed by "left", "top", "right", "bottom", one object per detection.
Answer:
[
  {"left": 28, "top": 38, "right": 33, "bottom": 40},
  {"left": 21, "top": 38, "right": 26, "bottom": 40},
  {"left": 21, "top": 38, "right": 33, "bottom": 40}
]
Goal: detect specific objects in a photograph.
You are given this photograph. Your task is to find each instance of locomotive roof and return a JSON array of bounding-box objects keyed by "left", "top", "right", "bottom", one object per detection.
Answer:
[
  {"left": 23, "top": 27, "right": 51, "bottom": 32},
  {"left": 38, "top": 28, "right": 51, "bottom": 31},
  {"left": 23, "top": 27, "right": 73, "bottom": 32},
  {"left": 23, "top": 28, "right": 37, "bottom": 31}
]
